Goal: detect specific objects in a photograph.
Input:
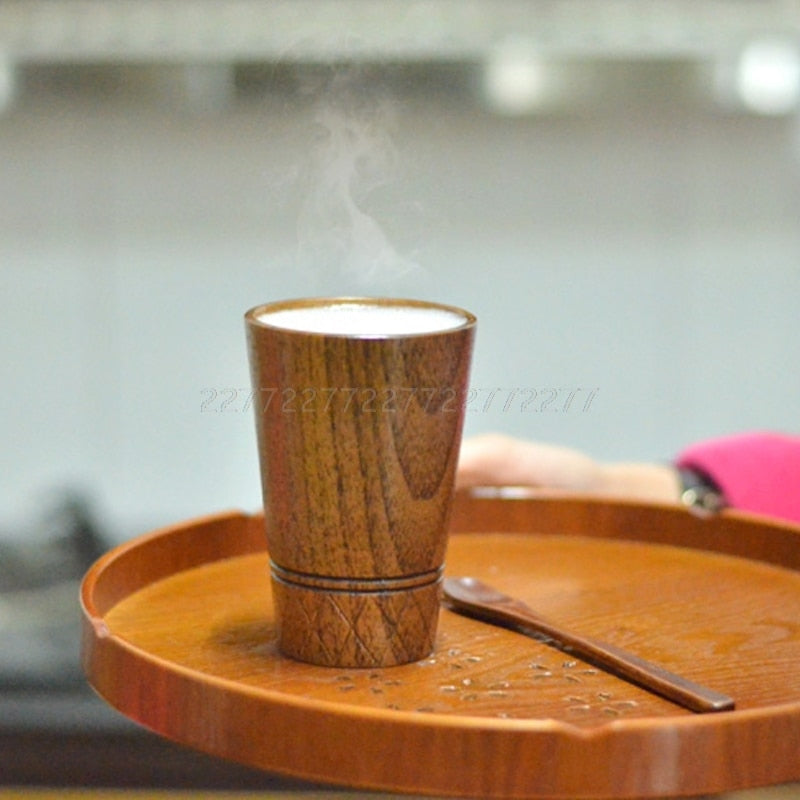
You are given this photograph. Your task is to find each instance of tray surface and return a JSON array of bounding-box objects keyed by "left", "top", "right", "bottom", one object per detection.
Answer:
[{"left": 81, "top": 495, "right": 800, "bottom": 799}]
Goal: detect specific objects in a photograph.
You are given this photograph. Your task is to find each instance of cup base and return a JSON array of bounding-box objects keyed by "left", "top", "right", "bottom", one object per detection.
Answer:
[{"left": 270, "top": 569, "right": 442, "bottom": 668}]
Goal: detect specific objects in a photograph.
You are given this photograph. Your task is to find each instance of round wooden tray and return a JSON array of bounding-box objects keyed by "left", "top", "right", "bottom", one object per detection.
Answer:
[{"left": 81, "top": 493, "right": 800, "bottom": 799}]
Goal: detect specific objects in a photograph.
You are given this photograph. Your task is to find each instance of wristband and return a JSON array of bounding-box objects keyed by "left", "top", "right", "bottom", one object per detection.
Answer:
[{"left": 677, "top": 467, "right": 726, "bottom": 516}]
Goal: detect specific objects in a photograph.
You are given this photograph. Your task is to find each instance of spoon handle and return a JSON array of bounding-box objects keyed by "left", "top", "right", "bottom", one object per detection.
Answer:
[{"left": 442, "top": 577, "right": 734, "bottom": 714}]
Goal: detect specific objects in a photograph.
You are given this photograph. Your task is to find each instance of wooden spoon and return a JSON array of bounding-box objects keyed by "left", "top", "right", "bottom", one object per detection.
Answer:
[{"left": 442, "top": 576, "right": 735, "bottom": 713}]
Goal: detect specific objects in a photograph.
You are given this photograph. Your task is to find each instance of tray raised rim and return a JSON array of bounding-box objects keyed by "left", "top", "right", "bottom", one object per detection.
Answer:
[{"left": 80, "top": 493, "right": 800, "bottom": 799}]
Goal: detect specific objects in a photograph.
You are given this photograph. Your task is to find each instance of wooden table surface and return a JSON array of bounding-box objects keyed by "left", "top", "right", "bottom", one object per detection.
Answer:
[
  {"left": 81, "top": 493, "right": 800, "bottom": 799},
  {"left": 2, "top": 786, "right": 800, "bottom": 799}
]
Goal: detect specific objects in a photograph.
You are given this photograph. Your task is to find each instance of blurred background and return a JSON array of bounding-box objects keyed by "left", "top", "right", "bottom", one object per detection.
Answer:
[
  {"left": 1, "top": 0, "right": 800, "bottom": 792},
  {"left": 3, "top": 0, "right": 800, "bottom": 539}
]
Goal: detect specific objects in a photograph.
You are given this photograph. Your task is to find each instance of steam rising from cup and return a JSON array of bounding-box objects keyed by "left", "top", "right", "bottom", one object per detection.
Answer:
[{"left": 295, "top": 70, "right": 421, "bottom": 288}]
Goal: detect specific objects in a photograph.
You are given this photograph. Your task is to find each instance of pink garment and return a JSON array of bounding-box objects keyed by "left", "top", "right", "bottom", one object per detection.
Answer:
[{"left": 676, "top": 432, "right": 800, "bottom": 525}]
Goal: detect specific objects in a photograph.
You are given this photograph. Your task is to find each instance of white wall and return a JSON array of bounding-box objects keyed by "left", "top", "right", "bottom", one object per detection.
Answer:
[{"left": 2, "top": 81, "right": 799, "bottom": 539}]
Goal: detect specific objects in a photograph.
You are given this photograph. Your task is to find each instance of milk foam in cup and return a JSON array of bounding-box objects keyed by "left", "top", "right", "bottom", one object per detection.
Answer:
[{"left": 257, "top": 302, "right": 468, "bottom": 336}]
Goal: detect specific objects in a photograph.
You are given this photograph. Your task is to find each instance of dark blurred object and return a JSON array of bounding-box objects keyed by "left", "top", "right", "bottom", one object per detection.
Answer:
[
  {"left": 0, "top": 493, "right": 107, "bottom": 591},
  {"left": 0, "top": 497, "right": 324, "bottom": 790},
  {"left": 0, "top": 493, "right": 109, "bottom": 689},
  {"left": 0, "top": 689, "right": 325, "bottom": 789}
]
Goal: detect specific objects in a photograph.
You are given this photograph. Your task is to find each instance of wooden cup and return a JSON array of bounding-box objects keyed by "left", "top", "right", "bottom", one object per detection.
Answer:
[{"left": 245, "top": 297, "right": 476, "bottom": 667}]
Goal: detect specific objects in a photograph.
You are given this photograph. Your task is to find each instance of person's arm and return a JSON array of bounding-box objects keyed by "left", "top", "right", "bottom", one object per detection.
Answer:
[
  {"left": 456, "top": 434, "right": 681, "bottom": 503},
  {"left": 457, "top": 431, "right": 800, "bottom": 525},
  {"left": 676, "top": 431, "right": 800, "bottom": 524}
]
